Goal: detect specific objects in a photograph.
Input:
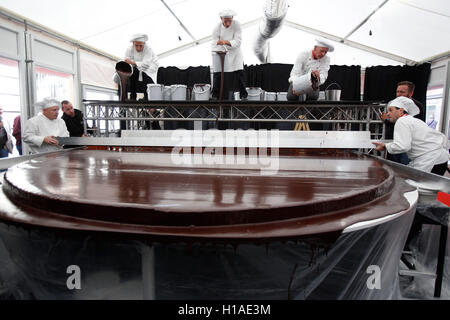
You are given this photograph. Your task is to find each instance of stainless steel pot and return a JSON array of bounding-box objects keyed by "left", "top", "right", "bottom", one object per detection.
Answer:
[{"left": 324, "top": 83, "right": 341, "bottom": 101}]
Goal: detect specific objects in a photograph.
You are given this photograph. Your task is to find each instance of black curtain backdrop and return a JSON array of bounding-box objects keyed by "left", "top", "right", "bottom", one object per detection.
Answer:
[
  {"left": 213, "top": 72, "right": 243, "bottom": 100},
  {"left": 244, "top": 63, "right": 292, "bottom": 92},
  {"left": 363, "top": 63, "right": 431, "bottom": 107},
  {"left": 320, "top": 65, "right": 361, "bottom": 101},
  {"left": 156, "top": 64, "right": 361, "bottom": 100},
  {"left": 156, "top": 64, "right": 431, "bottom": 104},
  {"left": 244, "top": 63, "right": 361, "bottom": 100},
  {"left": 157, "top": 66, "right": 211, "bottom": 87}
]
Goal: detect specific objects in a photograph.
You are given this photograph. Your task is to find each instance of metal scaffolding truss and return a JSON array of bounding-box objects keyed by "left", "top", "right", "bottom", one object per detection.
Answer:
[{"left": 83, "top": 100, "right": 386, "bottom": 139}]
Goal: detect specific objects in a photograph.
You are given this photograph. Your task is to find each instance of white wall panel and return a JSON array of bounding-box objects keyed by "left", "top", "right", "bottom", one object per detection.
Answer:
[
  {"left": 33, "top": 39, "right": 74, "bottom": 72},
  {"left": 0, "top": 26, "right": 19, "bottom": 58}
]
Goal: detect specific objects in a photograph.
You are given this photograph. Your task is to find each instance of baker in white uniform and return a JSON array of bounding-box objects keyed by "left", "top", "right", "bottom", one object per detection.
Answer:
[
  {"left": 373, "top": 96, "right": 448, "bottom": 175},
  {"left": 211, "top": 9, "right": 247, "bottom": 100},
  {"left": 287, "top": 39, "right": 334, "bottom": 101},
  {"left": 23, "top": 98, "right": 69, "bottom": 154},
  {"left": 124, "top": 33, "right": 159, "bottom": 100}
]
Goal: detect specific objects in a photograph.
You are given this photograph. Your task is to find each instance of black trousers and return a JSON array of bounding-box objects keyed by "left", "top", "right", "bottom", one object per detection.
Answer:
[
  {"left": 127, "top": 66, "right": 154, "bottom": 100},
  {"left": 212, "top": 70, "right": 247, "bottom": 99},
  {"left": 431, "top": 161, "right": 448, "bottom": 176}
]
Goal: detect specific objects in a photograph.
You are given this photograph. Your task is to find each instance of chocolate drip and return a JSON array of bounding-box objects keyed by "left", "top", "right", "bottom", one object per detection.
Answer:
[{"left": 115, "top": 61, "right": 133, "bottom": 102}]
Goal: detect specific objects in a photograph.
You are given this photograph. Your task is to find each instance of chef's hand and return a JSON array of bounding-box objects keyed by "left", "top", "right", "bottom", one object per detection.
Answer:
[
  {"left": 124, "top": 58, "right": 136, "bottom": 66},
  {"left": 381, "top": 112, "right": 389, "bottom": 121},
  {"left": 217, "top": 40, "right": 231, "bottom": 46},
  {"left": 372, "top": 142, "right": 386, "bottom": 151},
  {"left": 0, "top": 121, "right": 3, "bottom": 128},
  {"left": 292, "top": 88, "right": 299, "bottom": 96},
  {"left": 82, "top": 134, "right": 88, "bottom": 138},
  {"left": 44, "top": 136, "right": 59, "bottom": 146},
  {"left": 312, "top": 70, "right": 320, "bottom": 80}
]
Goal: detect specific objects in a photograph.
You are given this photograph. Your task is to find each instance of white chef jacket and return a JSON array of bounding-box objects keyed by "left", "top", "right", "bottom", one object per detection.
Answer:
[
  {"left": 23, "top": 114, "right": 70, "bottom": 154},
  {"left": 288, "top": 50, "right": 330, "bottom": 85},
  {"left": 125, "top": 45, "right": 159, "bottom": 82},
  {"left": 386, "top": 115, "right": 449, "bottom": 172},
  {"left": 211, "top": 20, "right": 244, "bottom": 73}
]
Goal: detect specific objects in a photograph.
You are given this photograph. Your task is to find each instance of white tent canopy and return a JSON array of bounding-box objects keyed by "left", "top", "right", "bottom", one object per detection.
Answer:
[{"left": 1, "top": 0, "right": 449, "bottom": 67}]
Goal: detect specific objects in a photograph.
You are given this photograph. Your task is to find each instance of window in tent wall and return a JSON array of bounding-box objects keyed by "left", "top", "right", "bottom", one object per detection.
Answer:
[
  {"left": 425, "top": 86, "right": 443, "bottom": 132},
  {"left": 83, "top": 85, "right": 119, "bottom": 135},
  {"left": 0, "top": 57, "right": 21, "bottom": 156},
  {"left": 35, "top": 66, "right": 74, "bottom": 118}
]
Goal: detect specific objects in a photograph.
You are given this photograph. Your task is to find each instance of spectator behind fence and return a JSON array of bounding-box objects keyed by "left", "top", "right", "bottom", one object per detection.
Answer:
[
  {"left": 13, "top": 114, "right": 22, "bottom": 155},
  {"left": 0, "top": 107, "right": 13, "bottom": 158}
]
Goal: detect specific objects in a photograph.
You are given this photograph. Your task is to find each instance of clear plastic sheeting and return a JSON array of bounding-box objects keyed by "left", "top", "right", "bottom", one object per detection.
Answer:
[
  {"left": 0, "top": 208, "right": 414, "bottom": 300},
  {"left": 400, "top": 225, "right": 450, "bottom": 299},
  {"left": 399, "top": 197, "right": 450, "bottom": 300}
]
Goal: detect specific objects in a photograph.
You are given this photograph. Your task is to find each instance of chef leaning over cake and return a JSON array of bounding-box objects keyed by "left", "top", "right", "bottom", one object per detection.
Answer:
[
  {"left": 287, "top": 38, "right": 333, "bottom": 101},
  {"left": 373, "top": 96, "right": 449, "bottom": 175},
  {"left": 23, "top": 98, "right": 70, "bottom": 154},
  {"left": 211, "top": 9, "right": 247, "bottom": 100}
]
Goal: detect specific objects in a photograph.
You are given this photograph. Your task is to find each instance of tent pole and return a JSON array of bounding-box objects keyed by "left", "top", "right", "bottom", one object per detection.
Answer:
[
  {"left": 157, "top": 19, "right": 262, "bottom": 59},
  {"left": 160, "top": 0, "right": 197, "bottom": 43},
  {"left": 283, "top": 20, "right": 415, "bottom": 65},
  {"left": 343, "top": 0, "right": 390, "bottom": 40}
]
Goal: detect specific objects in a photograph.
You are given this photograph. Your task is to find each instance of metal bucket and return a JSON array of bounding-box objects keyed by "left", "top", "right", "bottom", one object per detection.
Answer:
[
  {"left": 277, "top": 92, "right": 288, "bottom": 101},
  {"left": 170, "top": 84, "right": 187, "bottom": 101},
  {"left": 192, "top": 84, "right": 211, "bottom": 101},
  {"left": 163, "top": 86, "right": 171, "bottom": 101},
  {"left": 324, "top": 83, "right": 341, "bottom": 101},
  {"left": 318, "top": 91, "right": 326, "bottom": 101},
  {"left": 246, "top": 87, "right": 262, "bottom": 101},
  {"left": 147, "top": 84, "right": 164, "bottom": 100},
  {"left": 264, "top": 92, "right": 277, "bottom": 101}
]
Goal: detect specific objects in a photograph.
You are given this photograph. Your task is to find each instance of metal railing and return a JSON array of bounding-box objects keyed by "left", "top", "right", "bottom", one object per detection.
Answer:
[{"left": 83, "top": 100, "right": 386, "bottom": 140}]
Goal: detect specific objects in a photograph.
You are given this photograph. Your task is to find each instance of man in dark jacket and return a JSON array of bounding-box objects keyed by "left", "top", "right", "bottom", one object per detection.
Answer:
[
  {"left": 380, "top": 81, "right": 425, "bottom": 165},
  {"left": 61, "top": 100, "right": 86, "bottom": 137}
]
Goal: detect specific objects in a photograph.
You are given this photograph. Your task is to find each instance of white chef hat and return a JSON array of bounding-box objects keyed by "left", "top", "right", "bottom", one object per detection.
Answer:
[
  {"left": 130, "top": 33, "right": 148, "bottom": 42},
  {"left": 219, "top": 9, "right": 237, "bottom": 18},
  {"left": 34, "top": 97, "right": 61, "bottom": 112},
  {"left": 315, "top": 38, "right": 334, "bottom": 52},
  {"left": 387, "top": 96, "right": 420, "bottom": 117}
]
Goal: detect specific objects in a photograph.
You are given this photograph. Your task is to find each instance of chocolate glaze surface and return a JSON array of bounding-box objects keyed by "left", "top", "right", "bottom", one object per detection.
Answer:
[{"left": 0, "top": 150, "right": 416, "bottom": 241}]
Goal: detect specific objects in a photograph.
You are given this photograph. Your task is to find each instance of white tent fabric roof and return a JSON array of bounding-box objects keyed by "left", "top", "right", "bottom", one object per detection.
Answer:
[{"left": 1, "top": 0, "right": 449, "bottom": 67}]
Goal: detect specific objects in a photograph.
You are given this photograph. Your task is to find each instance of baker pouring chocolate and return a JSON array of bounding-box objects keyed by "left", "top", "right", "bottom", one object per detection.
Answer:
[
  {"left": 123, "top": 33, "right": 159, "bottom": 100},
  {"left": 287, "top": 38, "right": 334, "bottom": 101},
  {"left": 211, "top": 9, "right": 248, "bottom": 100}
]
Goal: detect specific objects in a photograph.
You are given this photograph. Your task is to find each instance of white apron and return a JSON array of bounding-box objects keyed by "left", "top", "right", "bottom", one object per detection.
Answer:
[{"left": 211, "top": 20, "right": 244, "bottom": 73}]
